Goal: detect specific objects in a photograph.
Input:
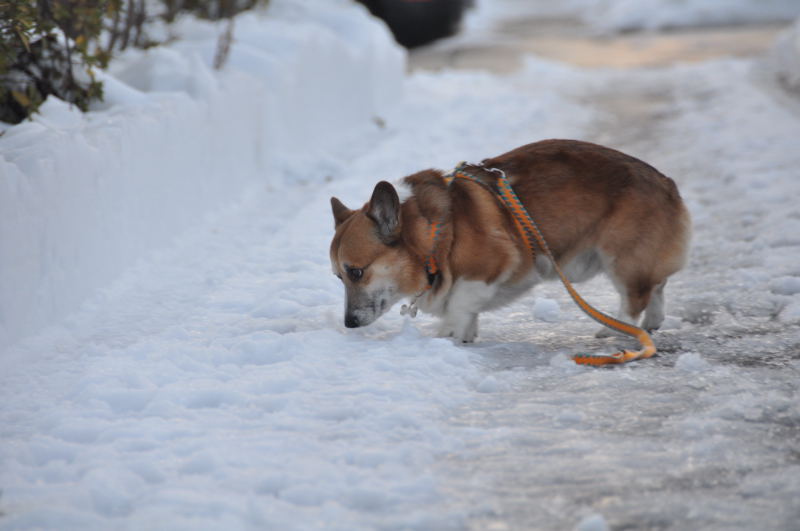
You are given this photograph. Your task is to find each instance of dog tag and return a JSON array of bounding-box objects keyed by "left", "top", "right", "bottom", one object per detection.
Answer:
[{"left": 400, "top": 303, "right": 418, "bottom": 318}]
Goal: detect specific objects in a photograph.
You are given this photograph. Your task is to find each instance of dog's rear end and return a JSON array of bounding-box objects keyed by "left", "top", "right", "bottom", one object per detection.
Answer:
[{"left": 483, "top": 139, "right": 691, "bottom": 335}]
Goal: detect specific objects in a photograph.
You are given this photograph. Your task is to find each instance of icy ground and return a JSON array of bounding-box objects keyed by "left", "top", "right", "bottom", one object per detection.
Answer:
[
  {"left": 433, "top": 59, "right": 800, "bottom": 529},
  {"left": 3, "top": 18, "right": 800, "bottom": 531}
]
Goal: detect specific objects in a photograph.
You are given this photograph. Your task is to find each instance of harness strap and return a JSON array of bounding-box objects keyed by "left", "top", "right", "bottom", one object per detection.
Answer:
[
  {"left": 434, "top": 164, "right": 656, "bottom": 366},
  {"left": 423, "top": 221, "right": 445, "bottom": 286}
]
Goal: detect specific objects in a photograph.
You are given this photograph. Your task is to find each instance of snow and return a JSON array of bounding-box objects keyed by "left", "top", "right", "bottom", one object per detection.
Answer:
[
  {"left": 771, "top": 276, "right": 800, "bottom": 296},
  {"left": 575, "top": 514, "right": 610, "bottom": 531},
  {"left": 579, "top": 0, "right": 800, "bottom": 32},
  {"left": 0, "top": 0, "right": 403, "bottom": 350},
  {"left": 780, "top": 299, "right": 800, "bottom": 323},
  {"left": 533, "top": 297, "right": 561, "bottom": 323},
  {"left": 769, "top": 18, "right": 800, "bottom": 92},
  {"left": 674, "top": 351, "right": 710, "bottom": 372},
  {"left": 468, "top": 0, "right": 800, "bottom": 33},
  {"left": 2, "top": 0, "right": 800, "bottom": 529}
]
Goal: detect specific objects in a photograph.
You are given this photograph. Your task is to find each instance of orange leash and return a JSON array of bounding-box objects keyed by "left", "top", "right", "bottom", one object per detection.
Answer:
[{"left": 449, "top": 165, "right": 656, "bottom": 366}]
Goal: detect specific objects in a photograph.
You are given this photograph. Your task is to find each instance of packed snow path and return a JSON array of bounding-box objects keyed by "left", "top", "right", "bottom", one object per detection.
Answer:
[
  {"left": 3, "top": 22, "right": 800, "bottom": 531},
  {"left": 429, "top": 63, "right": 800, "bottom": 530}
]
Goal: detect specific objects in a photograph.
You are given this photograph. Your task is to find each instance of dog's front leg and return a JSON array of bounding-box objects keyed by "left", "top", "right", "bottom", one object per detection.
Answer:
[
  {"left": 438, "top": 311, "right": 479, "bottom": 343},
  {"left": 437, "top": 279, "right": 498, "bottom": 343}
]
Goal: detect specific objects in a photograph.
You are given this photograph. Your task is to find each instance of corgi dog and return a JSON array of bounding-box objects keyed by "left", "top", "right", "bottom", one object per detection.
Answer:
[{"left": 329, "top": 139, "right": 690, "bottom": 344}]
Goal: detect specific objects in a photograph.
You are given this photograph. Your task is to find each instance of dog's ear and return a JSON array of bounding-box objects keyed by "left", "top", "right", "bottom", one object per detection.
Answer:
[
  {"left": 367, "top": 181, "right": 401, "bottom": 243},
  {"left": 331, "top": 197, "right": 354, "bottom": 227}
]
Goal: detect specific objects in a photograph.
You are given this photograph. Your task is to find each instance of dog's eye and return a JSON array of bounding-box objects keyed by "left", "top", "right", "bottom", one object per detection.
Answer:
[{"left": 347, "top": 267, "right": 363, "bottom": 282}]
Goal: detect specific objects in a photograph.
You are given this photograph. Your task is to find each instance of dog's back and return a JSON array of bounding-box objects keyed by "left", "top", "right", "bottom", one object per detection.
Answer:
[{"left": 482, "top": 139, "right": 690, "bottom": 329}]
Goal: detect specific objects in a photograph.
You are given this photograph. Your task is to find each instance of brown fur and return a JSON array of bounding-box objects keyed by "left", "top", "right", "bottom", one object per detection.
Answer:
[
  {"left": 329, "top": 139, "right": 690, "bottom": 337},
  {"left": 474, "top": 139, "right": 690, "bottom": 316}
]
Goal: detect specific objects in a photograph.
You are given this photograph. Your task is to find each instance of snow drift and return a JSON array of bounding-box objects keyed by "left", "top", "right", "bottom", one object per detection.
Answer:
[{"left": 0, "top": 0, "right": 405, "bottom": 350}]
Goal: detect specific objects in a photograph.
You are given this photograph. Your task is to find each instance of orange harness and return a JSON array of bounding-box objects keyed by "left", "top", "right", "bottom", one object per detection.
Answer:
[{"left": 421, "top": 164, "right": 656, "bottom": 366}]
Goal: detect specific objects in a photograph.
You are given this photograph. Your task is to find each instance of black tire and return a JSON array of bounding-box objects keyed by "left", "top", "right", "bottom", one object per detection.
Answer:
[{"left": 359, "top": 0, "right": 466, "bottom": 48}]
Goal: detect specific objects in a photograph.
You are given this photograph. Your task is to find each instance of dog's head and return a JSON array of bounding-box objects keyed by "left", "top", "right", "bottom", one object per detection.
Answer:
[{"left": 329, "top": 181, "right": 426, "bottom": 328}]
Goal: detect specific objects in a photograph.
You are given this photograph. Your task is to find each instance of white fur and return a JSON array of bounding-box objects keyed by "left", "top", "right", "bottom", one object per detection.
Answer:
[
  {"left": 420, "top": 248, "right": 633, "bottom": 343},
  {"left": 642, "top": 281, "right": 666, "bottom": 331},
  {"left": 394, "top": 179, "right": 414, "bottom": 203},
  {"left": 437, "top": 279, "right": 498, "bottom": 342}
]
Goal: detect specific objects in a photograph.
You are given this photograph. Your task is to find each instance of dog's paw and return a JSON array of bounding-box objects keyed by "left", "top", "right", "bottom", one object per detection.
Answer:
[
  {"left": 456, "top": 330, "right": 477, "bottom": 343},
  {"left": 458, "top": 315, "right": 479, "bottom": 343},
  {"left": 439, "top": 315, "right": 478, "bottom": 343},
  {"left": 641, "top": 317, "right": 664, "bottom": 333},
  {"left": 438, "top": 328, "right": 476, "bottom": 343}
]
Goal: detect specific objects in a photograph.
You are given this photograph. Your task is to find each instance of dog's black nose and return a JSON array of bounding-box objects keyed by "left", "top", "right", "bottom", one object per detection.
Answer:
[{"left": 344, "top": 314, "right": 360, "bottom": 328}]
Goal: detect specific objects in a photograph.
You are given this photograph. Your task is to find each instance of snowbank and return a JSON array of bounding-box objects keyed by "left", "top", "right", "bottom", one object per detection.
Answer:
[{"left": 0, "top": 0, "right": 404, "bottom": 350}]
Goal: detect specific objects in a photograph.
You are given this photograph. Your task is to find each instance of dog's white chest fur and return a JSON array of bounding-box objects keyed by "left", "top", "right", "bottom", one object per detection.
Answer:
[
  {"left": 423, "top": 271, "right": 537, "bottom": 343},
  {"left": 421, "top": 250, "right": 608, "bottom": 343}
]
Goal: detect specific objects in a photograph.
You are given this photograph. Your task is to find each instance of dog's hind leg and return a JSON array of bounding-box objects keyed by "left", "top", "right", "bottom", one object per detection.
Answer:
[
  {"left": 641, "top": 280, "right": 666, "bottom": 332},
  {"left": 594, "top": 291, "right": 639, "bottom": 338},
  {"left": 595, "top": 275, "right": 656, "bottom": 338}
]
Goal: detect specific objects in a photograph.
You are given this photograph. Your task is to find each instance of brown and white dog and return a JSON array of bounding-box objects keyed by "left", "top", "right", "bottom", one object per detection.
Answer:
[{"left": 329, "top": 139, "right": 690, "bottom": 343}]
